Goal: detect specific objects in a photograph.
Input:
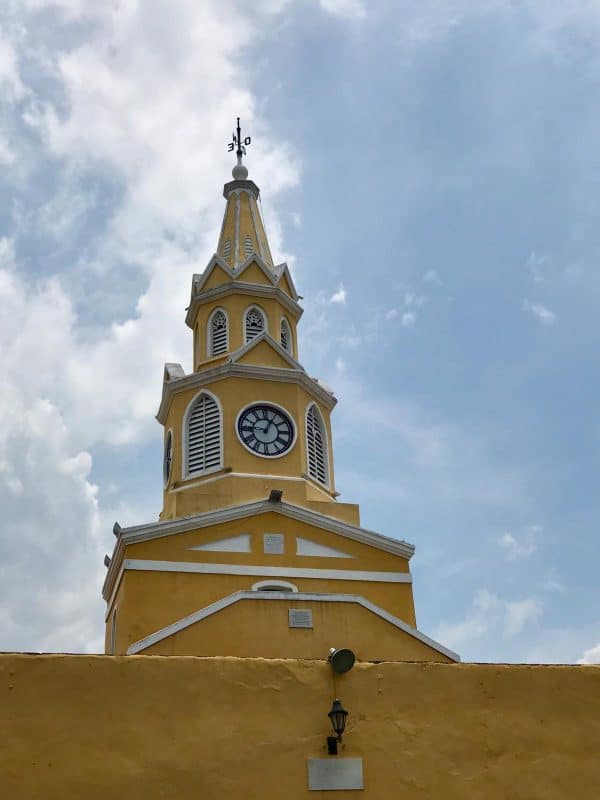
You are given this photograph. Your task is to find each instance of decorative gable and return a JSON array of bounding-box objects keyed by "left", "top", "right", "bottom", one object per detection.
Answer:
[{"left": 228, "top": 332, "right": 303, "bottom": 370}]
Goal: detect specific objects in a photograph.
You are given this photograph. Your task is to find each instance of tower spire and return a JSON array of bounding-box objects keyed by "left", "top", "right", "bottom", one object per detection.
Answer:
[
  {"left": 228, "top": 116, "right": 251, "bottom": 181},
  {"left": 218, "top": 117, "right": 273, "bottom": 267}
]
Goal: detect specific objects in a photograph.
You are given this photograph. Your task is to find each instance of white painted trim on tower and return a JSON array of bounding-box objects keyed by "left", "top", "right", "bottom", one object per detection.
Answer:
[
  {"left": 181, "top": 388, "right": 224, "bottom": 481},
  {"left": 169, "top": 472, "right": 334, "bottom": 501},
  {"left": 206, "top": 306, "right": 230, "bottom": 358},
  {"left": 121, "top": 558, "right": 412, "bottom": 584},
  {"left": 234, "top": 192, "right": 240, "bottom": 265},
  {"left": 228, "top": 330, "right": 303, "bottom": 370},
  {"left": 102, "top": 499, "right": 415, "bottom": 604},
  {"left": 126, "top": 590, "right": 459, "bottom": 661},
  {"left": 157, "top": 363, "right": 336, "bottom": 424},
  {"left": 186, "top": 281, "right": 302, "bottom": 330}
]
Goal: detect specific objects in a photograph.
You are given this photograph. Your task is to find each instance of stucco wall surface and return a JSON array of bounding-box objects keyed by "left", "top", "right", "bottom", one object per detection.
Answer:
[{"left": 1, "top": 654, "right": 599, "bottom": 799}]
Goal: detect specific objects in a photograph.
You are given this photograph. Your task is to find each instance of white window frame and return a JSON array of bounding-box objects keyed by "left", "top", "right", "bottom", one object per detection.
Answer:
[
  {"left": 206, "top": 307, "right": 229, "bottom": 358},
  {"left": 280, "top": 316, "right": 292, "bottom": 354},
  {"left": 182, "top": 389, "right": 224, "bottom": 480},
  {"left": 305, "top": 402, "right": 330, "bottom": 489},
  {"left": 243, "top": 303, "right": 268, "bottom": 344},
  {"left": 252, "top": 579, "right": 298, "bottom": 593}
]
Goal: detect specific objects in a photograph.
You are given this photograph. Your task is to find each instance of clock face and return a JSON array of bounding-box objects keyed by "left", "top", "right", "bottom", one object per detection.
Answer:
[{"left": 237, "top": 403, "right": 295, "bottom": 457}]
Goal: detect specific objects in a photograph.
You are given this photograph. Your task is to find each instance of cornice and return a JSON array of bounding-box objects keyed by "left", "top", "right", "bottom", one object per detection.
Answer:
[
  {"left": 102, "top": 498, "right": 415, "bottom": 604},
  {"left": 185, "top": 281, "right": 303, "bottom": 328},
  {"left": 156, "top": 363, "right": 337, "bottom": 424}
]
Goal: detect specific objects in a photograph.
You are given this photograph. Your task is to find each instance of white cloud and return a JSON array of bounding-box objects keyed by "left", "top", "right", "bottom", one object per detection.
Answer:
[
  {"left": 329, "top": 283, "right": 347, "bottom": 304},
  {"left": 0, "top": 0, "right": 307, "bottom": 651},
  {"left": 526, "top": 251, "right": 547, "bottom": 283},
  {"left": 318, "top": 0, "right": 366, "bottom": 19},
  {"left": 402, "top": 311, "right": 416, "bottom": 326},
  {"left": 578, "top": 643, "right": 600, "bottom": 664},
  {"left": 522, "top": 299, "right": 556, "bottom": 324},
  {"left": 435, "top": 589, "right": 543, "bottom": 649},
  {"left": 385, "top": 308, "right": 398, "bottom": 320},
  {"left": 423, "top": 269, "right": 442, "bottom": 285},
  {"left": 498, "top": 526, "right": 540, "bottom": 560}
]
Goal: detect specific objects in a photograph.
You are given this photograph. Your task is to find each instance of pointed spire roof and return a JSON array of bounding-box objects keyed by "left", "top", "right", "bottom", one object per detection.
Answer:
[{"left": 216, "top": 119, "right": 274, "bottom": 269}]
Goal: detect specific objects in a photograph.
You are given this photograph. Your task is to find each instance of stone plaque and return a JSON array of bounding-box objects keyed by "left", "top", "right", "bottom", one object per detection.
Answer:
[
  {"left": 289, "top": 609, "right": 313, "bottom": 628},
  {"left": 308, "top": 758, "right": 364, "bottom": 791},
  {"left": 263, "top": 533, "right": 284, "bottom": 554}
]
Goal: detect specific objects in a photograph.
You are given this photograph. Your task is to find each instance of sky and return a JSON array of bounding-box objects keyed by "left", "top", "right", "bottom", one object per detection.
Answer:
[{"left": 0, "top": 0, "right": 599, "bottom": 663}]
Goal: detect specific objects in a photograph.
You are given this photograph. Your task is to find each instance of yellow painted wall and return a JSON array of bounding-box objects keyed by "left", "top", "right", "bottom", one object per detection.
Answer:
[
  {"left": 2, "top": 654, "right": 599, "bottom": 799},
  {"left": 143, "top": 597, "right": 444, "bottom": 660},
  {"left": 106, "top": 515, "right": 416, "bottom": 654},
  {"left": 161, "top": 376, "right": 336, "bottom": 516},
  {"left": 193, "top": 291, "right": 299, "bottom": 365}
]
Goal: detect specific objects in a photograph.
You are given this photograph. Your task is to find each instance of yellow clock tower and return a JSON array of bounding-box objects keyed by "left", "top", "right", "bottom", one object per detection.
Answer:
[{"left": 102, "top": 122, "right": 457, "bottom": 663}]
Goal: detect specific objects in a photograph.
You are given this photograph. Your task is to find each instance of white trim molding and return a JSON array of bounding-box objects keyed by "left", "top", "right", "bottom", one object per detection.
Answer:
[
  {"left": 252, "top": 579, "right": 298, "bottom": 592},
  {"left": 243, "top": 302, "right": 268, "bottom": 343},
  {"left": 228, "top": 331, "right": 303, "bottom": 371},
  {"left": 102, "top": 499, "right": 415, "bottom": 604},
  {"left": 126, "top": 590, "right": 460, "bottom": 661},
  {"left": 121, "top": 559, "right": 412, "bottom": 584},
  {"left": 157, "top": 363, "right": 337, "bottom": 424},
  {"left": 181, "top": 388, "right": 224, "bottom": 480},
  {"left": 206, "top": 306, "right": 229, "bottom": 358}
]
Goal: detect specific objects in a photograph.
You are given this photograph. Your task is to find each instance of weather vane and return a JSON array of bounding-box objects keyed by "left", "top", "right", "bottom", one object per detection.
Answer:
[{"left": 227, "top": 117, "right": 251, "bottom": 159}]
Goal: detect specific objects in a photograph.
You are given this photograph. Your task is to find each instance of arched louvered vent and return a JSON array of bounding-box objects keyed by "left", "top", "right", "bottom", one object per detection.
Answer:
[
  {"left": 244, "top": 235, "right": 253, "bottom": 257},
  {"left": 186, "top": 393, "right": 222, "bottom": 476},
  {"left": 245, "top": 306, "right": 265, "bottom": 343},
  {"left": 222, "top": 238, "right": 231, "bottom": 260},
  {"left": 209, "top": 309, "right": 228, "bottom": 356},
  {"left": 306, "top": 404, "right": 328, "bottom": 486},
  {"left": 280, "top": 318, "right": 291, "bottom": 353}
]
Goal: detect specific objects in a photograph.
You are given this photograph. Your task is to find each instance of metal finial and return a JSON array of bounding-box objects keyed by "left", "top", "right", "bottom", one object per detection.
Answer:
[{"left": 227, "top": 116, "right": 251, "bottom": 179}]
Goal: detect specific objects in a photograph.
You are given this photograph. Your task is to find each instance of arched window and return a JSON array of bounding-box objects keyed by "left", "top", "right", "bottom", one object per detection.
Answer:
[
  {"left": 244, "top": 235, "right": 253, "bottom": 258},
  {"left": 245, "top": 306, "right": 265, "bottom": 343},
  {"left": 185, "top": 392, "right": 222, "bottom": 477},
  {"left": 163, "top": 429, "right": 173, "bottom": 486},
  {"left": 306, "top": 403, "right": 329, "bottom": 486},
  {"left": 280, "top": 317, "right": 292, "bottom": 353},
  {"left": 208, "top": 309, "right": 228, "bottom": 357},
  {"left": 252, "top": 580, "right": 298, "bottom": 593}
]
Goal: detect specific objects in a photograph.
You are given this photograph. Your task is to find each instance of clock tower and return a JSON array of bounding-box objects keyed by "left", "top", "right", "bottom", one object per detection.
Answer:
[{"left": 102, "top": 123, "right": 457, "bottom": 663}]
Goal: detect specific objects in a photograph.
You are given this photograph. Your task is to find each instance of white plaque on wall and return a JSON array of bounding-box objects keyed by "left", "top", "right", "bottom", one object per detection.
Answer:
[
  {"left": 308, "top": 758, "right": 364, "bottom": 791},
  {"left": 263, "top": 533, "right": 284, "bottom": 554},
  {"left": 288, "top": 609, "right": 313, "bottom": 628}
]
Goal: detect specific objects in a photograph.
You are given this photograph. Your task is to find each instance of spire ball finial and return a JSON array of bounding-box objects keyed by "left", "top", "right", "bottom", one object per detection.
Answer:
[
  {"left": 232, "top": 161, "right": 248, "bottom": 180},
  {"left": 227, "top": 116, "right": 251, "bottom": 180}
]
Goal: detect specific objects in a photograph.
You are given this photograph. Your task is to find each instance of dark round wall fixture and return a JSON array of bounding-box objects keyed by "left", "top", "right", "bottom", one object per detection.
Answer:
[{"left": 328, "top": 647, "right": 356, "bottom": 674}]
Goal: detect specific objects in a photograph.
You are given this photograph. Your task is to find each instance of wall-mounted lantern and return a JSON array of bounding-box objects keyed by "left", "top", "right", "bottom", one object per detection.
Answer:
[{"left": 327, "top": 698, "right": 348, "bottom": 755}]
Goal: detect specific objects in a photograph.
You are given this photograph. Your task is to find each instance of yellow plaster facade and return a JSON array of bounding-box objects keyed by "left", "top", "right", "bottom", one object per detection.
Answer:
[
  {"left": 102, "top": 155, "right": 456, "bottom": 663},
  {"left": 2, "top": 654, "right": 599, "bottom": 799}
]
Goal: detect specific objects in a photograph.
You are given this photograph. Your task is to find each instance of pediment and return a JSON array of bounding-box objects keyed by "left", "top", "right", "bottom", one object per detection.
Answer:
[
  {"left": 192, "top": 255, "right": 235, "bottom": 294},
  {"left": 274, "top": 264, "right": 298, "bottom": 301},
  {"left": 235, "top": 253, "right": 278, "bottom": 287},
  {"left": 227, "top": 332, "right": 303, "bottom": 370}
]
